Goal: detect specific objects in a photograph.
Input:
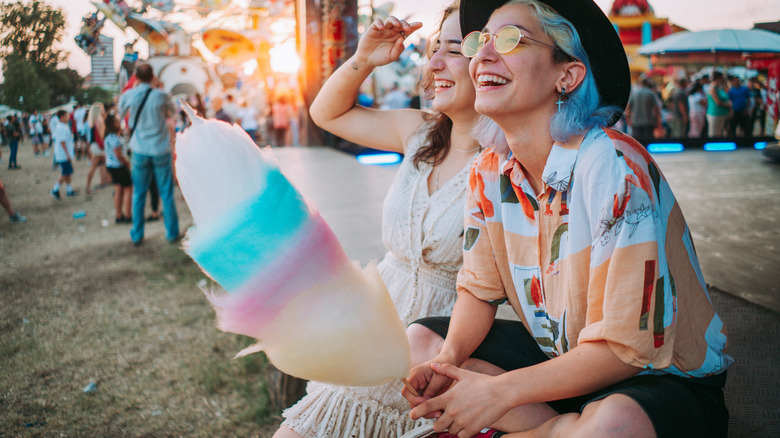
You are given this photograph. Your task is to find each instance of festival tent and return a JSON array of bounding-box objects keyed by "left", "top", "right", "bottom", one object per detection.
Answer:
[
  {"left": 638, "top": 28, "right": 780, "bottom": 124},
  {"left": 637, "top": 28, "right": 780, "bottom": 66}
]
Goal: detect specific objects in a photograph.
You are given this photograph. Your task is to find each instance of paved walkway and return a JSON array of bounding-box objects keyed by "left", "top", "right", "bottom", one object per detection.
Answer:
[{"left": 274, "top": 147, "right": 780, "bottom": 437}]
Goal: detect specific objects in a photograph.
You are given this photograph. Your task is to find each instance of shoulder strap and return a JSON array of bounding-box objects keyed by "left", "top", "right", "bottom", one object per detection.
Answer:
[{"left": 129, "top": 87, "right": 154, "bottom": 140}]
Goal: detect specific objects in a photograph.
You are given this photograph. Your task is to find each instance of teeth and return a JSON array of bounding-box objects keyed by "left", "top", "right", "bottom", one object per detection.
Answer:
[
  {"left": 435, "top": 80, "right": 454, "bottom": 88},
  {"left": 477, "top": 74, "right": 509, "bottom": 86}
]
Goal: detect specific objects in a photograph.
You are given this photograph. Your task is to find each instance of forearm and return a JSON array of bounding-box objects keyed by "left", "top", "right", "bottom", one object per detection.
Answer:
[
  {"left": 437, "top": 292, "right": 497, "bottom": 366},
  {"left": 309, "top": 55, "right": 373, "bottom": 128},
  {"left": 499, "top": 341, "right": 641, "bottom": 407}
]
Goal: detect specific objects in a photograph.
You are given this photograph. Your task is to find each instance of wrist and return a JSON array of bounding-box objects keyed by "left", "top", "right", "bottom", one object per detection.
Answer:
[{"left": 350, "top": 54, "right": 375, "bottom": 72}]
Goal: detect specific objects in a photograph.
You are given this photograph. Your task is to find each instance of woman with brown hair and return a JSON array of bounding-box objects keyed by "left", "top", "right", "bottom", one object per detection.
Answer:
[
  {"left": 84, "top": 103, "right": 111, "bottom": 194},
  {"left": 273, "top": 2, "right": 482, "bottom": 437}
]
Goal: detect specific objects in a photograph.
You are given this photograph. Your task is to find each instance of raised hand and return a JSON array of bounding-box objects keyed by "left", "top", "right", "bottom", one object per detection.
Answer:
[{"left": 356, "top": 16, "right": 422, "bottom": 68}]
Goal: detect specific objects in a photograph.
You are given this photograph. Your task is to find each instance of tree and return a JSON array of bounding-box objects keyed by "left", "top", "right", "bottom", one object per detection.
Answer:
[
  {"left": 40, "top": 66, "right": 85, "bottom": 106},
  {"left": 77, "top": 86, "right": 115, "bottom": 106},
  {"left": 1, "top": 54, "right": 51, "bottom": 112},
  {"left": 0, "top": 0, "right": 66, "bottom": 68}
]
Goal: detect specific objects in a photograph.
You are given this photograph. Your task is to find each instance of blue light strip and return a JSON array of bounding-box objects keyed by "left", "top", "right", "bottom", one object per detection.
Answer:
[
  {"left": 703, "top": 142, "right": 737, "bottom": 152},
  {"left": 647, "top": 143, "right": 684, "bottom": 153},
  {"left": 754, "top": 142, "right": 768, "bottom": 150},
  {"left": 356, "top": 153, "right": 402, "bottom": 165}
]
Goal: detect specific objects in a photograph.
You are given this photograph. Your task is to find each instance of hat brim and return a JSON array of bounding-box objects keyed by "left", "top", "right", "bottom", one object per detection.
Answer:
[{"left": 460, "top": 0, "right": 630, "bottom": 125}]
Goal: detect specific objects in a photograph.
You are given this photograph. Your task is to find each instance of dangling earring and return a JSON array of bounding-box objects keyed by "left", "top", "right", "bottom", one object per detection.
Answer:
[{"left": 556, "top": 87, "right": 567, "bottom": 112}]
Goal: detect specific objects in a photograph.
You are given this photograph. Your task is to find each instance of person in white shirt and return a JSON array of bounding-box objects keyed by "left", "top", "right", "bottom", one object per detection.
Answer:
[
  {"left": 73, "top": 104, "right": 89, "bottom": 160},
  {"left": 51, "top": 110, "right": 78, "bottom": 199},
  {"left": 236, "top": 99, "right": 260, "bottom": 144}
]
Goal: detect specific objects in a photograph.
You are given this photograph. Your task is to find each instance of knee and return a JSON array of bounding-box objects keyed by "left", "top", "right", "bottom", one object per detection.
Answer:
[
  {"left": 406, "top": 323, "right": 443, "bottom": 366},
  {"left": 572, "top": 395, "right": 655, "bottom": 438}
]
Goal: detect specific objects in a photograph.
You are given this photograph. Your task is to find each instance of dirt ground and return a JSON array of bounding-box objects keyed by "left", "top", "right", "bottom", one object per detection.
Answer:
[{"left": 1, "top": 139, "right": 281, "bottom": 436}]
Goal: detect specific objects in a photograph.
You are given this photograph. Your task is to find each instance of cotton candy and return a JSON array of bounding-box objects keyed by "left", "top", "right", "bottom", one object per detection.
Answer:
[{"left": 175, "top": 105, "right": 411, "bottom": 386}]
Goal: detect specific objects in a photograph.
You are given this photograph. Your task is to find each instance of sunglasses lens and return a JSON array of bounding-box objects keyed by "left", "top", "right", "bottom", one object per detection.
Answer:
[
  {"left": 495, "top": 26, "right": 522, "bottom": 54},
  {"left": 462, "top": 31, "right": 483, "bottom": 58}
]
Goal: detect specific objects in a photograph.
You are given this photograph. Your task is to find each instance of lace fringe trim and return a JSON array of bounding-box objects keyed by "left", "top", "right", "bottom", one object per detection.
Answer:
[{"left": 281, "top": 384, "right": 431, "bottom": 438}]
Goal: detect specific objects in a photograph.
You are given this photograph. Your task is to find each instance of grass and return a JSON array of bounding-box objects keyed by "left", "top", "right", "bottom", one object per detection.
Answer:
[{"left": 0, "top": 239, "right": 282, "bottom": 437}]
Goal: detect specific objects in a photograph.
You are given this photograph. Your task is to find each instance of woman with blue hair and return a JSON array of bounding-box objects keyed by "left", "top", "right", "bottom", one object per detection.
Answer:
[{"left": 401, "top": 1, "right": 731, "bottom": 437}]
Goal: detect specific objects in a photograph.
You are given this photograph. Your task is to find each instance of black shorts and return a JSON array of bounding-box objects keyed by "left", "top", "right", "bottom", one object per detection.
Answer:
[
  {"left": 413, "top": 317, "right": 728, "bottom": 438},
  {"left": 107, "top": 166, "right": 131, "bottom": 187}
]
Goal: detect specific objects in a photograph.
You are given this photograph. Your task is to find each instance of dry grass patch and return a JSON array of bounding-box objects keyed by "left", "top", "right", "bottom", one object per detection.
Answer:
[{"left": 1, "top": 240, "right": 281, "bottom": 437}]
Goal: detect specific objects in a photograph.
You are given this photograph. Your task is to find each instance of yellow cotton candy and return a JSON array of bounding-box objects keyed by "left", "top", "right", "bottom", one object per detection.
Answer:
[{"left": 240, "top": 262, "right": 411, "bottom": 387}]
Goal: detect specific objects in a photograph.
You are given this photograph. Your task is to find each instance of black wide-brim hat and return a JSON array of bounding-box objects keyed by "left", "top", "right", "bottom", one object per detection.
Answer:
[{"left": 460, "top": 0, "right": 630, "bottom": 124}]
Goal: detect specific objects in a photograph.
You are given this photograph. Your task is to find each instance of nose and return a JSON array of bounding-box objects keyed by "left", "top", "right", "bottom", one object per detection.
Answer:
[
  {"left": 427, "top": 50, "right": 445, "bottom": 73},
  {"left": 473, "top": 35, "right": 497, "bottom": 63}
]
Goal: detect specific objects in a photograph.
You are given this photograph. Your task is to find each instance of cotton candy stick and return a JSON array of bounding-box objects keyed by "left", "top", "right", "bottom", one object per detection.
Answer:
[{"left": 175, "top": 104, "right": 411, "bottom": 387}]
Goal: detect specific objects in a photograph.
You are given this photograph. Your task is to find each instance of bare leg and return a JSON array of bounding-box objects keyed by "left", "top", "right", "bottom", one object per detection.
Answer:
[
  {"left": 86, "top": 156, "right": 101, "bottom": 193},
  {"left": 272, "top": 426, "right": 304, "bottom": 438},
  {"left": 503, "top": 394, "right": 655, "bottom": 438},
  {"left": 0, "top": 186, "right": 15, "bottom": 216},
  {"left": 122, "top": 186, "right": 132, "bottom": 219},
  {"left": 406, "top": 323, "right": 561, "bottom": 433},
  {"left": 113, "top": 184, "right": 123, "bottom": 219}
]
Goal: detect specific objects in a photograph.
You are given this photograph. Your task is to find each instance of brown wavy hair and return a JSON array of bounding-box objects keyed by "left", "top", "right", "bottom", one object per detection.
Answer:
[{"left": 412, "top": 1, "right": 459, "bottom": 169}]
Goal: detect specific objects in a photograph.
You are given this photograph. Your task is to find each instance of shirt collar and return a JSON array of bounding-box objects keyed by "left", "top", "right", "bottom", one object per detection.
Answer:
[{"left": 500, "top": 133, "right": 585, "bottom": 193}]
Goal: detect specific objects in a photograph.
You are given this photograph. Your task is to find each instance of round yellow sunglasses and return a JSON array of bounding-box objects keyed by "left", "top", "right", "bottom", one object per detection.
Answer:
[{"left": 461, "top": 25, "right": 557, "bottom": 58}]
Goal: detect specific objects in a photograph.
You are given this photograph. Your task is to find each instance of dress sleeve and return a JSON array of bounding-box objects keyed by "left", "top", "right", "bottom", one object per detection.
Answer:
[
  {"left": 456, "top": 156, "right": 507, "bottom": 304},
  {"left": 576, "top": 148, "right": 676, "bottom": 369}
]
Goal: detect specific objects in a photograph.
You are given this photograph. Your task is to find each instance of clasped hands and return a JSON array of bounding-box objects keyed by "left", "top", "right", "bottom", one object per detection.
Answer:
[{"left": 402, "top": 360, "right": 512, "bottom": 438}]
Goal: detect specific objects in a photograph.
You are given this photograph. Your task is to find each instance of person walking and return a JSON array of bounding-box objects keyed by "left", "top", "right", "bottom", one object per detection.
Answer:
[
  {"left": 687, "top": 81, "right": 707, "bottom": 138},
  {"left": 727, "top": 75, "right": 751, "bottom": 137},
  {"left": 84, "top": 103, "right": 110, "bottom": 194},
  {"left": 6, "top": 115, "right": 22, "bottom": 170},
  {"left": 668, "top": 76, "right": 688, "bottom": 138},
  {"left": 51, "top": 110, "right": 78, "bottom": 199},
  {"left": 626, "top": 76, "right": 661, "bottom": 140},
  {"left": 0, "top": 174, "right": 26, "bottom": 223},
  {"left": 103, "top": 113, "right": 133, "bottom": 224},
  {"left": 118, "top": 63, "right": 179, "bottom": 246},
  {"left": 707, "top": 71, "right": 731, "bottom": 137}
]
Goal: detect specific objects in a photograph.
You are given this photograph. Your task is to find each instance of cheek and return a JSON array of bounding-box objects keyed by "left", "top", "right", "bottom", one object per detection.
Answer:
[{"left": 468, "top": 59, "right": 479, "bottom": 83}]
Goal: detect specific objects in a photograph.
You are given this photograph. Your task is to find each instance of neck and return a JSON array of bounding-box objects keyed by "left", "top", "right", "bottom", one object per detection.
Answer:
[
  {"left": 449, "top": 111, "right": 481, "bottom": 153},
  {"left": 497, "top": 109, "right": 556, "bottom": 192}
]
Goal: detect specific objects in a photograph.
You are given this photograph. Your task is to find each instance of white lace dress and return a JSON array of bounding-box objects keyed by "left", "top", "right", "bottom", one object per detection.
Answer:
[{"left": 281, "top": 124, "right": 475, "bottom": 437}]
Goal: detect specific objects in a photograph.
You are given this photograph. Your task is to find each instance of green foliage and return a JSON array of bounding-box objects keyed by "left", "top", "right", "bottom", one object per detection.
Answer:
[
  {"left": 76, "top": 86, "right": 115, "bottom": 106},
  {"left": 40, "top": 67, "right": 85, "bottom": 106},
  {"left": 1, "top": 55, "right": 51, "bottom": 112},
  {"left": 0, "top": 0, "right": 66, "bottom": 68},
  {"left": 0, "top": 0, "right": 86, "bottom": 109}
]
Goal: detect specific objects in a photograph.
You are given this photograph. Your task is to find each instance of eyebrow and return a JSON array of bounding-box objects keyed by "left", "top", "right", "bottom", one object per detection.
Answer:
[
  {"left": 439, "top": 39, "right": 462, "bottom": 44},
  {"left": 482, "top": 24, "right": 533, "bottom": 35}
]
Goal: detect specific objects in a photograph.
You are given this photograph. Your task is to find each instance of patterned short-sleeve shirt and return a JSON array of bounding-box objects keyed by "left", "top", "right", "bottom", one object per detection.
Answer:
[{"left": 458, "top": 127, "right": 732, "bottom": 378}]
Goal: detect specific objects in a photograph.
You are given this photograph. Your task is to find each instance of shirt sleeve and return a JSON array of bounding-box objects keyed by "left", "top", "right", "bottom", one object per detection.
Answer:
[
  {"left": 456, "top": 157, "right": 507, "bottom": 304},
  {"left": 576, "top": 148, "right": 675, "bottom": 370}
]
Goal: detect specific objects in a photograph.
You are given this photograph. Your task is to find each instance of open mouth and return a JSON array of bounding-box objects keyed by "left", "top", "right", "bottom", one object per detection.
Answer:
[
  {"left": 477, "top": 74, "right": 510, "bottom": 88},
  {"left": 434, "top": 79, "right": 455, "bottom": 90}
]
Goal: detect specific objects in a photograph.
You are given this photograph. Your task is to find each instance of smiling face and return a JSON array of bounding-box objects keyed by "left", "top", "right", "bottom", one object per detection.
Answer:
[
  {"left": 469, "top": 3, "right": 566, "bottom": 124},
  {"left": 425, "top": 13, "right": 477, "bottom": 120}
]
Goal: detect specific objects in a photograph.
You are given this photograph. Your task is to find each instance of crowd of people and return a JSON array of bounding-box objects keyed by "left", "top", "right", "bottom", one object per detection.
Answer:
[
  {"left": 0, "top": 64, "right": 180, "bottom": 244},
  {"left": 625, "top": 71, "right": 768, "bottom": 139}
]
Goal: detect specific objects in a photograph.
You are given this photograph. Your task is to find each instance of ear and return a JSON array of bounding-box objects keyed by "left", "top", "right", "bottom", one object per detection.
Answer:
[{"left": 556, "top": 60, "right": 587, "bottom": 94}]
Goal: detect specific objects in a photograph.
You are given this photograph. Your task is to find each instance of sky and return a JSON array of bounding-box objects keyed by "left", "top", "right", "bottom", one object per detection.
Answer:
[{"left": 3, "top": 0, "right": 780, "bottom": 78}]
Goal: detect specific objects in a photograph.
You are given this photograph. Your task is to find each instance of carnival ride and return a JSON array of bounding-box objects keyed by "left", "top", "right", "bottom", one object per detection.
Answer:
[{"left": 76, "top": 0, "right": 298, "bottom": 96}]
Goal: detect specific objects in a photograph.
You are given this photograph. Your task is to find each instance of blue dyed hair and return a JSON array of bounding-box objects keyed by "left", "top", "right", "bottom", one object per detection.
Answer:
[{"left": 475, "top": 0, "right": 621, "bottom": 146}]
